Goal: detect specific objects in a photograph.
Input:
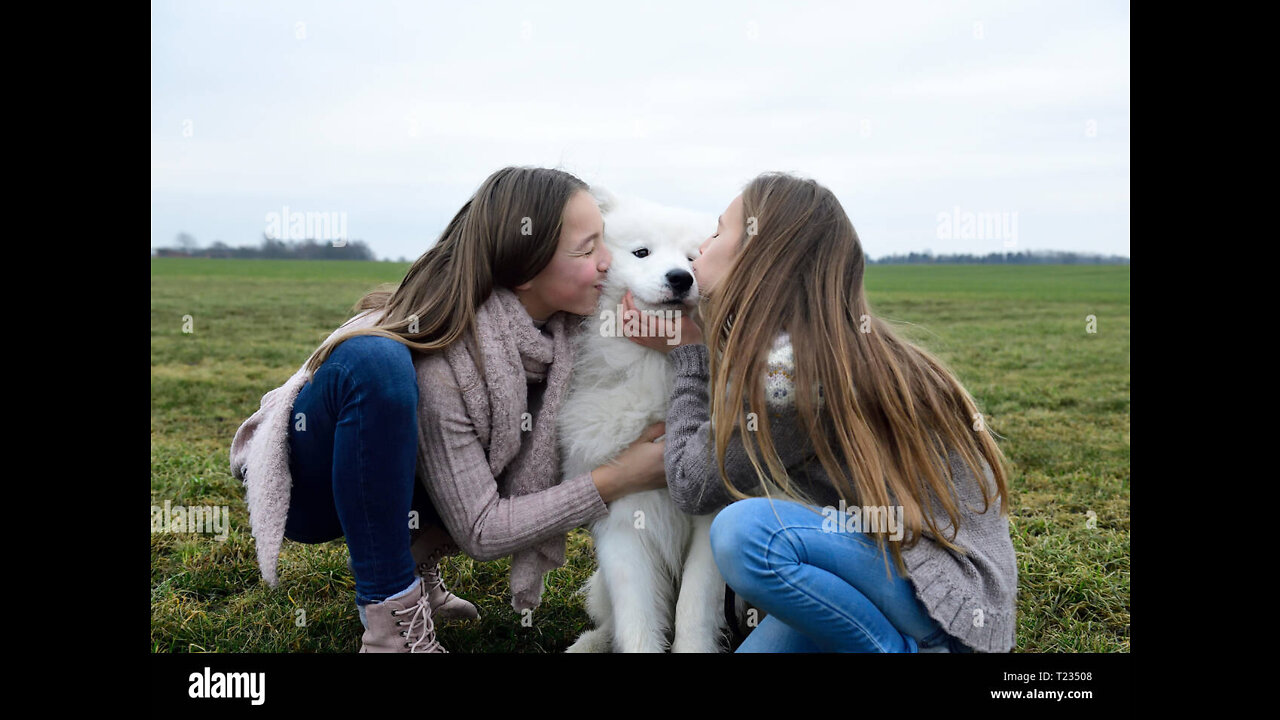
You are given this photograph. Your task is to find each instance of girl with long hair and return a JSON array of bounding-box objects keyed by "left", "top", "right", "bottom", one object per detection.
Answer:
[
  {"left": 231, "top": 166, "right": 668, "bottom": 652},
  {"left": 619, "top": 172, "right": 1018, "bottom": 652}
]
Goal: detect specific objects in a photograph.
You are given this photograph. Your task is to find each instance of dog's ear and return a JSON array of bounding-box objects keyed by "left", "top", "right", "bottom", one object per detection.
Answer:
[{"left": 589, "top": 185, "right": 618, "bottom": 214}]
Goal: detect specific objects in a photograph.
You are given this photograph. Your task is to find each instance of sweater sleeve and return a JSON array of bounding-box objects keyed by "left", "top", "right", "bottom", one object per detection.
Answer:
[
  {"left": 415, "top": 356, "right": 610, "bottom": 562},
  {"left": 664, "top": 343, "right": 819, "bottom": 515}
]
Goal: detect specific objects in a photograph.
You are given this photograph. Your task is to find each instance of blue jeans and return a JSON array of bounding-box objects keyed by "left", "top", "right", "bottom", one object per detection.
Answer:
[
  {"left": 283, "top": 335, "right": 433, "bottom": 606},
  {"left": 711, "top": 497, "right": 970, "bottom": 653}
]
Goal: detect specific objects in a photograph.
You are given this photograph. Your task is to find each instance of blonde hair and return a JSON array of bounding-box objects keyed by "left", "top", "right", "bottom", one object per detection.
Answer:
[{"left": 702, "top": 171, "right": 1011, "bottom": 577}]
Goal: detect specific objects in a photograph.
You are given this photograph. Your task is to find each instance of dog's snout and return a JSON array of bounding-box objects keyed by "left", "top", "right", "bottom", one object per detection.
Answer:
[{"left": 666, "top": 270, "right": 694, "bottom": 295}]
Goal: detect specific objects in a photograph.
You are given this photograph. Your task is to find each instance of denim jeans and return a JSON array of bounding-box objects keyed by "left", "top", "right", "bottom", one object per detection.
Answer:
[
  {"left": 283, "top": 335, "right": 434, "bottom": 606},
  {"left": 711, "top": 497, "right": 971, "bottom": 653}
]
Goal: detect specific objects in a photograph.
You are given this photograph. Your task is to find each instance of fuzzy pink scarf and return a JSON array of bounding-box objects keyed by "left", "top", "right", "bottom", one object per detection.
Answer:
[{"left": 443, "top": 286, "right": 579, "bottom": 611}]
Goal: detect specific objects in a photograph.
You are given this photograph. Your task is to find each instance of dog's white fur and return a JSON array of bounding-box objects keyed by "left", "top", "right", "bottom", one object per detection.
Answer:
[{"left": 559, "top": 187, "right": 728, "bottom": 653}]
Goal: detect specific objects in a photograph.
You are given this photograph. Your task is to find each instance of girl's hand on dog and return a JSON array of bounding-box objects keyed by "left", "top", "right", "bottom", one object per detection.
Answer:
[
  {"left": 620, "top": 290, "right": 704, "bottom": 353},
  {"left": 590, "top": 421, "right": 669, "bottom": 501}
]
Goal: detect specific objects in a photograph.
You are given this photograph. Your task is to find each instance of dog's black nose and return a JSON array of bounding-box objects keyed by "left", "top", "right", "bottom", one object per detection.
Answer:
[{"left": 666, "top": 270, "right": 694, "bottom": 296}]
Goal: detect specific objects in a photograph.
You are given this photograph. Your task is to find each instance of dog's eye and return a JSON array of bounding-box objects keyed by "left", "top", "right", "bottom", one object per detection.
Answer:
[{"left": 632, "top": 248, "right": 649, "bottom": 259}]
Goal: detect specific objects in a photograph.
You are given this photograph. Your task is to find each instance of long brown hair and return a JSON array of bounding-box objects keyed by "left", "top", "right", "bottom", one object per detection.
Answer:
[
  {"left": 702, "top": 171, "right": 1011, "bottom": 577},
  {"left": 301, "top": 166, "right": 589, "bottom": 384}
]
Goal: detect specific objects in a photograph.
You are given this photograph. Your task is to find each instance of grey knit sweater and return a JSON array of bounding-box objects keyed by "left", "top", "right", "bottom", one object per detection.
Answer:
[{"left": 663, "top": 339, "right": 1018, "bottom": 653}]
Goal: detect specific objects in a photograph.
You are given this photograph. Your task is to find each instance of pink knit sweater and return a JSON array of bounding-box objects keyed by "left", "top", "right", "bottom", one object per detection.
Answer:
[{"left": 230, "top": 307, "right": 610, "bottom": 590}]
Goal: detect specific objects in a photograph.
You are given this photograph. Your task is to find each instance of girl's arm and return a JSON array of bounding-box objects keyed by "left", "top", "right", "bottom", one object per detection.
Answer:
[
  {"left": 664, "top": 343, "right": 817, "bottom": 515},
  {"left": 416, "top": 356, "right": 611, "bottom": 561}
]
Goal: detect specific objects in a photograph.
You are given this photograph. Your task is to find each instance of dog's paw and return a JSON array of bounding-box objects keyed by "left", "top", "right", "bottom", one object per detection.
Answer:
[{"left": 565, "top": 628, "right": 612, "bottom": 653}]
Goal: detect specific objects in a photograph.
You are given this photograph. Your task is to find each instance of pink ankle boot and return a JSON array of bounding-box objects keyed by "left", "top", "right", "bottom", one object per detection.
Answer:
[
  {"left": 411, "top": 526, "right": 480, "bottom": 621},
  {"left": 358, "top": 578, "right": 447, "bottom": 653}
]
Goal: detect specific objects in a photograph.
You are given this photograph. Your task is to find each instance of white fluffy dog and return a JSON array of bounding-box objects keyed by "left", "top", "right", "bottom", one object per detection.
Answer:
[{"left": 559, "top": 187, "right": 728, "bottom": 653}]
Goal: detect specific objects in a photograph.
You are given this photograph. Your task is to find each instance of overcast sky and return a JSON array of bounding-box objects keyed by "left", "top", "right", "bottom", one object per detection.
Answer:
[{"left": 151, "top": 0, "right": 1130, "bottom": 261}]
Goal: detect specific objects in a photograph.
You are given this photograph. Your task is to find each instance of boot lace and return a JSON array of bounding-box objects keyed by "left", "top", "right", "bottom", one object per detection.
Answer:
[
  {"left": 418, "top": 561, "right": 446, "bottom": 594},
  {"left": 392, "top": 593, "right": 447, "bottom": 653}
]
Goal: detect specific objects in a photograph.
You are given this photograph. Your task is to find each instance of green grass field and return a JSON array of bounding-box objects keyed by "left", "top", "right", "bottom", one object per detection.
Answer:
[{"left": 150, "top": 258, "right": 1130, "bottom": 653}]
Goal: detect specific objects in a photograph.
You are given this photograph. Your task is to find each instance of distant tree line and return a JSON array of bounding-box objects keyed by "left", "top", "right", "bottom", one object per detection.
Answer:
[
  {"left": 154, "top": 233, "right": 1127, "bottom": 266},
  {"left": 869, "top": 250, "right": 1129, "bottom": 265},
  {"left": 153, "top": 233, "right": 378, "bottom": 260}
]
